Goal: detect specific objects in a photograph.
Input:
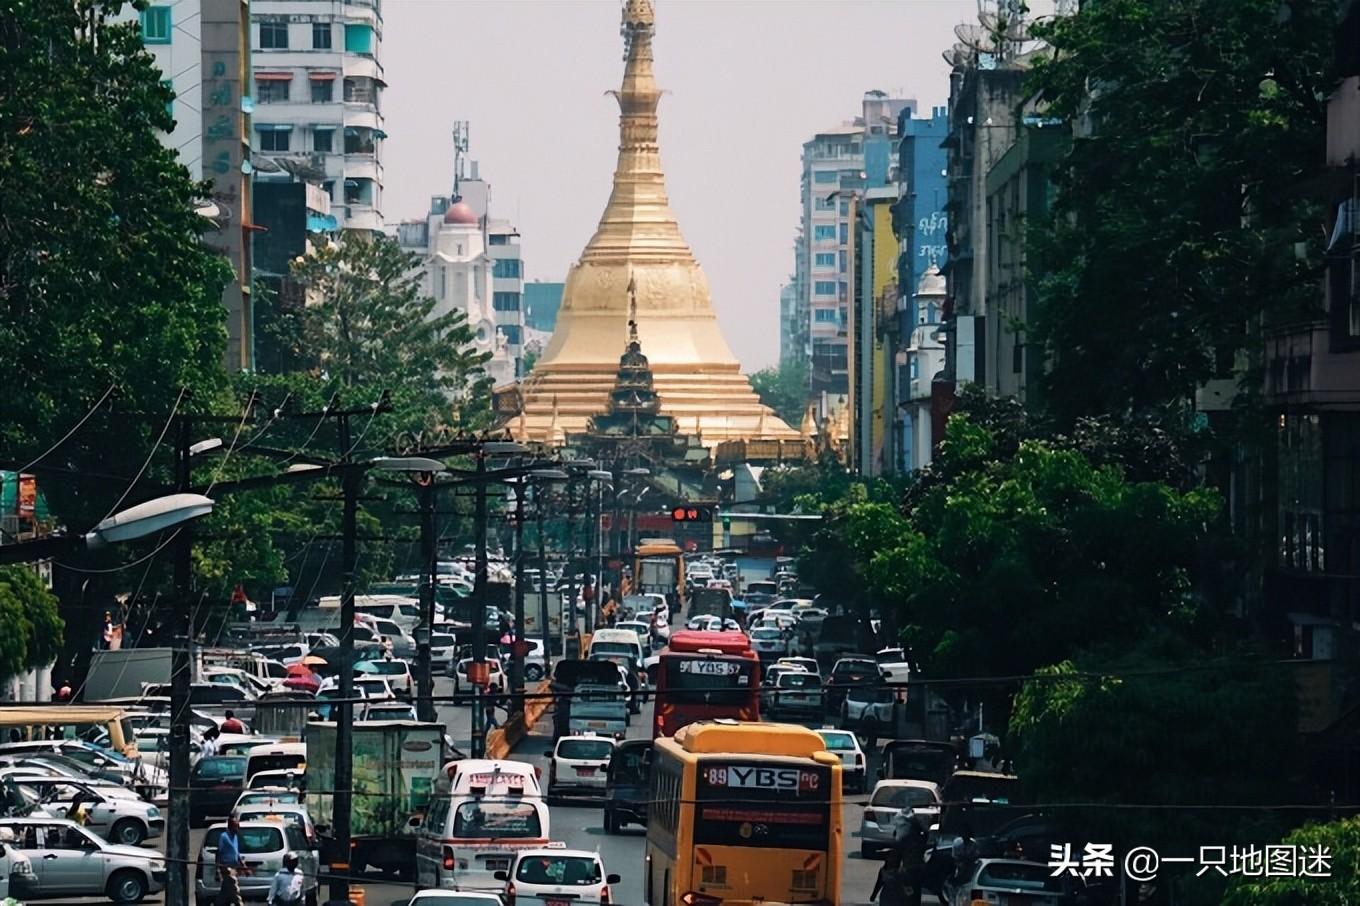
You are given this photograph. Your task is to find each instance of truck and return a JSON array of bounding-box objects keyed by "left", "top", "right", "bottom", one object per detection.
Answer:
[
  {"left": 549, "top": 660, "right": 629, "bottom": 739},
  {"left": 687, "top": 587, "right": 732, "bottom": 622},
  {"left": 305, "top": 719, "right": 446, "bottom": 877},
  {"left": 83, "top": 648, "right": 174, "bottom": 702}
]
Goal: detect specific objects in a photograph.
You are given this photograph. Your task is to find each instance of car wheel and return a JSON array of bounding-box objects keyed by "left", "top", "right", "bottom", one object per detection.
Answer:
[
  {"left": 112, "top": 818, "right": 146, "bottom": 846},
  {"left": 526, "top": 664, "right": 544, "bottom": 681},
  {"left": 861, "top": 844, "right": 879, "bottom": 859},
  {"left": 603, "top": 808, "right": 617, "bottom": 834},
  {"left": 108, "top": 869, "right": 147, "bottom": 905}
]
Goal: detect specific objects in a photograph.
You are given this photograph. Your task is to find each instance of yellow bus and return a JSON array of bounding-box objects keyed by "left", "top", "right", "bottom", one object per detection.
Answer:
[
  {"left": 645, "top": 720, "right": 843, "bottom": 906},
  {"left": 633, "top": 539, "right": 686, "bottom": 614}
]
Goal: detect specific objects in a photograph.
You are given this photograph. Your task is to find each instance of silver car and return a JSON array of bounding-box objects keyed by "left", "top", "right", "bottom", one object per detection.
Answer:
[
  {"left": 858, "top": 780, "right": 942, "bottom": 858},
  {"left": 195, "top": 819, "right": 318, "bottom": 906},
  {"left": 0, "top": 817, "right": 166, "bottom": 903},
  {"left": 14, "top": 776, "right": 163, "bottom": 845}
]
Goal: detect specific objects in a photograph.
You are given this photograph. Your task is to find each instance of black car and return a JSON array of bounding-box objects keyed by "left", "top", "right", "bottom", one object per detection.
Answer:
[
  {"left": 603, "top": 739, "right": 652, "bottom": 833},
  {"left": 188, "top": 755, "right": 248, "bottom": 827},
  {"left": 824, "top": 656, "right": 880, "bottom": 713}
]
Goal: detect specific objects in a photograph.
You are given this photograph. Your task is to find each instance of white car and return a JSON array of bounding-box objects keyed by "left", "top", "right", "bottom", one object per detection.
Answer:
[
  {"left": 858, "top": 779, "right": 942, "bottom": 858},
  {"left": 408, "top": 890, "right": 504, "bottom": 906},
  {"left": 451, "top": 657, "right": 505, "bottom": 695},
  {"left": 362, "top": 701, "right": 419, "bottom": 722},
  {"left": 233, "top": 803, "right": 319, "bottom": 850},
  {"left": 232, "top": 789, "right": 302, "bottom": 813},
  {"left": 684, "top": 615, "right": 739, "bottom": 632},
  {"left": 876, "top": 647, "right": 913, "bottom": 683},
  {"left": 547, "top": 734, "right": 617, "bottom": 801},
  {"left": 429, "top": 631, "right": 459, "bottom": 670},
  {"left": 815, "top": 729, "right": 867, "bottom": 793},
  {"left": 497, "top": 847, "right": 620, "bottom": 905},
  {"left": 13, "top": 777, "right": 163, "bottom": 845},
  {"left": 748, "top": 626, "right": 789, "bottom": 659},
  {"left": 247, "top": 769, "right": 302, "bottom": 791},
  {"left": 776, "top": 656, "right": 821, "bottom": 678},
  {"left": 354, "top": 676, "right": 397, "bottom": 701}
]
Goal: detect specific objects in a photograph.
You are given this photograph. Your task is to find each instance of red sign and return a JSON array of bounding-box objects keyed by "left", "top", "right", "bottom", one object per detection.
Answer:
[{"left": 16, "top": 474, "right": 35, "bottom": 517}]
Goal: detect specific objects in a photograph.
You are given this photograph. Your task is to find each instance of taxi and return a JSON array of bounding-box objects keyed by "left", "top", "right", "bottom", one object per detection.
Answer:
[
  {"left": 546, "top": 733, "right": 617, "bottom": 802},
  {"left": 495, "top": 846, "right": 620, "bottom": 906}
]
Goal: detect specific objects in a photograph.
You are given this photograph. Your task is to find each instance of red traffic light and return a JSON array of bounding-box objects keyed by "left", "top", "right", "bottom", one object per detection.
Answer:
[
  {"left": 671, "top": 506, "right": 688, "bottom": 521},
  {"left": 671, "top": 505, "right": 712, "bottom": 523}
]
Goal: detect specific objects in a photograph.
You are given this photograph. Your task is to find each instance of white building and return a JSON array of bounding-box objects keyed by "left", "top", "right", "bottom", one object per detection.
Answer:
[
  {"left": 901, "top": 266, "right": 946, "bottom": 473},
  {"left": 395, "top": 199, "right": 516, "bottom": 388},
  {"left": 249, "top": 0, "right": 385, "bottom": 232},
  {"left": 130, "top": 0, "right": 204, "bottom": 178},
  {"left": 455, "top": 165, "right": 526, "bottom": 378}
]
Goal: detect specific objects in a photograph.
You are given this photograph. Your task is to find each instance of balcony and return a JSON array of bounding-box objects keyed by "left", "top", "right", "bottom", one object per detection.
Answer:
[{"left": 342, "top": 204, "right": 383, "bottom": 232}]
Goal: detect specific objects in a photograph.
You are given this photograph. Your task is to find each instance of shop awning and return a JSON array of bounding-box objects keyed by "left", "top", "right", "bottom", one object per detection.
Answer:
[
  {"left": 307, "top": 214, "right": 339, "bottom": 232},
  {"left": 255, "top": 72, "right": 292, "bottom": 81},
  {"left": 307, "top": 71, "right": 338, "bottom": 80},
  {"left": 256, "top": 123, "right": 293, "bottom": 132}
]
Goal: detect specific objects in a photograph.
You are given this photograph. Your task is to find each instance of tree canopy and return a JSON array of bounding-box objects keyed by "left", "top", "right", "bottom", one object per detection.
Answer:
[
  {"left": 0, "top": 566, "right": 64, "bottom": 678},
  {"left": 1223, "top": 817, "right": 1360, "bottom": 906},
  {"left": 1027, "top": 0, "right": 1337, "bottom": 425},
  {"left": 750, "top": 360, "right": 810, "bottom": 428}
]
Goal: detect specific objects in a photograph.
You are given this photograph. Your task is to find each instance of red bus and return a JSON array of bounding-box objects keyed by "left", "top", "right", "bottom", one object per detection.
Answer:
[{"left": 651, "top": 629, "right": 761, "bottom": 738}]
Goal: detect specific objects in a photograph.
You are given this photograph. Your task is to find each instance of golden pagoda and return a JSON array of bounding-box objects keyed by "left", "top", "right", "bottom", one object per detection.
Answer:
[{"left": 500, "top": 0, "right": 798, "bottom": 448}]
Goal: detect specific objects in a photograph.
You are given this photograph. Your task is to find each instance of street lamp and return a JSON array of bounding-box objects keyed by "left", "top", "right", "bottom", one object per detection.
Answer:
[{"left": 0, "top": 493, "right": 216, "bottom": 564}]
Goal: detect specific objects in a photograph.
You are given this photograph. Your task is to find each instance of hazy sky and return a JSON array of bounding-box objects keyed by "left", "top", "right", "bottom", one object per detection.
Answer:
[{"left": 383, "top": 0, "right": 984, "bottom": 371}]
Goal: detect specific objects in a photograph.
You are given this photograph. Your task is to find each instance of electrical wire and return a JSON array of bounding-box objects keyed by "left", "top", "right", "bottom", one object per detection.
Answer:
[
  {"left": 12, "top": 383, "right": 116, "bottom": 474},
  {"left": 274, "top": 393, "right": 339, "bottom": 468},
  {"left": 237, "top": 390, "right": 292, "bottom": 452},
  {"left": 55, "top": 527, "right": 182, "bottom": 574},
  {"left": 100, "top": 386, "right": 188, "bottom": 521},
  {"left": 202, "top": 391, "right": 256, "bottom": 494}
]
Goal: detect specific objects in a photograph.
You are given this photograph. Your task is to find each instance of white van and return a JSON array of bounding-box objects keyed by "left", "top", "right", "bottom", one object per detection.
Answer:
[
  {"left": 414, "top": 793, "right": 550, "bottom": 892},
  {"left": 243, "top": 741, "right": 306, "bottom": 782},
  {"left": 587, "top": 628, "right": 645, "bottom": 666}
]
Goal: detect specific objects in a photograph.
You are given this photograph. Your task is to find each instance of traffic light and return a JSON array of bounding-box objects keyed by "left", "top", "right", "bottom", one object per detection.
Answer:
[{"left": 670, "top": 505, "right": 713, "bottom": 523}]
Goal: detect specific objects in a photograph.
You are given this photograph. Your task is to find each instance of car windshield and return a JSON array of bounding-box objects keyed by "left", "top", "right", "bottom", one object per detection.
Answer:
[
  {"left": 558, "top": 739, "right": 615, "bottom": 760},
  {"left": 367, "top": 661, "right": 408, "bottom": 675},
  {"left": 872, "top": 785, "right": 940, "bottom": 809},
  {"left": 818, "top": 733, "right": 856, "bottom": 751},
  {"left": 239, "top": 810, "right": 305, "bottom": 829},
  {"left": 779, "top": 673, "right": 816, "bottom": 689},
  {"left": 515, "top": 855, "right": 602, "bottom": 885},
  {"left": 834, "top": 660, "right": 876, "bottom": 676},
  {"left": 451, "top": 801, "right": 542, "bottom": 838},
  {"left": 591, "top": 642, "right": 637, "bottom": 658},
  {"left": 977, "top": 862, "right": 1065, "bottom": 893},
  {"left": 239, "top": 792, "right": 301, "bottom": 807},
  {"left": 432, "top": 634, "right": 455, "bottom": 647},
  {"left": 196, "top": 757, "right": 246, "bottom": 779},
  {"left": 752, "top": 628, "right": 783, "bottom": 639},
  {"left": 206, "top": 826, "right": 284, "bottom": 854}
]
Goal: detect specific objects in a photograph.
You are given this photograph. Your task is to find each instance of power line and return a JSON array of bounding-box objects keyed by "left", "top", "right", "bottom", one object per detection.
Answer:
[
  {"left": 101, "top": 387, "right": 187, "bottom": 521},
  {"left": 12, "top": 383, "right": 116, "bottom": 474}
]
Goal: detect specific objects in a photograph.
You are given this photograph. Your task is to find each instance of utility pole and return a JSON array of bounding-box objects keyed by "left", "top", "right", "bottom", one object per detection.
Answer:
[
  {"left": 585, "top": 482, "right": 597, "bottom": 632},
  {"left": 470, "top": 450, "right": 488, "bottom": 757},
  {"left": 416, "top": 475, "right": 437, "bottom": 722},
  {"left": 563, "top": 475, "right": 580, "bottom": 656},
  {"left": 510, "top": 475, "right": 527, "bottom": 717},
  {"left": 329, "top": 413, "right": 358, "bottom": 905},
  {"left": 166, "top": 413, "right": 192, "bottom": 906},
  {"left": 536, "top": 484, "right": 551, "bottom": 676}
]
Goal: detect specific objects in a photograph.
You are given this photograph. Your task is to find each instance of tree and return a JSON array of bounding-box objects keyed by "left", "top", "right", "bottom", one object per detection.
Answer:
[
  {"left": 1010, "top": 637, "right": 1300, "bottom": 902},
  {"left": 750, "top": 360, "right": 810, "bottom": 428},
  {"left": 0, "top": 0, "right": 233, "bottom": 530},
  {"left": 1027, "top": 0, "right": 1338, "bottom": 426},
  {"left": 0, "top": 566, "right": 65, "bottom": 678},
  {"left": 1224, "top": 817, "right": 1360, "bottom": 906}
]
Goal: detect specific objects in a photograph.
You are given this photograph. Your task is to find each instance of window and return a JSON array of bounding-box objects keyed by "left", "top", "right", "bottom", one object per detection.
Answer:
[
  {"left": 489, "top": 234, "right": 508, "bottom": 245},
  {"left": 839, "top": 250, "right": 847, "bottom": 271},
  {"left": 435, "top": 266, "right": 446, "bottom": 300},
  {"left": 344, "top": 23, "right": 374, "bottom": 54},
  {"left": 493, "top": 258, "right": 522, "bottom": 279},
  {"left": 839, "top": 222, "right": 849, "bottom": 243},
  {"left": 343, "top": 77, "right": 379, "bottom": 105},
  {"left": 814, "top": 309, "right": 838, "bottom": 323},
  {"left": 493, "top": 292, "right": 520, "bottom": 312},
  {"left": 815, "top": 196, "right": 835, "bottom": 211},
  {"left": 257, "top": 127, "right": 290, "bottom": 152},
  {"left": 311, "top": 79, "right": 333, "bottom": 103},
  {"left": 814, "top": 253, "right": 835, "bottom": 268},
  {"left": 256, "top": 78, "right": 289, "bottom": 103},
  {"left": 814, "top": 281, "right": 836, "bottom": 296},
  {"left": 344, "top": 127, "right": 374, "bottom": 155},
  {"left": 312, "top": 22, "right": 332, "bottom": 49},
  {"left": 499, "top": 325, "right": 522, "bottom": 345},
  {"left": 140, "top": 6, "right": 171, "bottom": 43},
  {"left": 814, "top": 170, "right": 838, "bottom": 184},
  {"left": 259, "top": 19, "right": 288, "bottom": 49},
  {"left": 160, "top": 79, "right": 174, "bottom": 118},
  {"left": 813, "top": 225, "right": 836, "bottom": 241}
]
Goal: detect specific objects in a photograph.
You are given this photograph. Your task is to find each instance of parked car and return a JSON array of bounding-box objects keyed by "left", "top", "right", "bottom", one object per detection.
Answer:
[
  {"left": 451, "top": 657, "right": 505, "bottom": 694},
  {"left": 0, "top": 817, "right": 166, "bottom": 904},
  {"left": 187, "top": 756, "right": 248, "bottom": 827},
  {"left": 195, "top": 819, "right": 319, "bottom": 906}
]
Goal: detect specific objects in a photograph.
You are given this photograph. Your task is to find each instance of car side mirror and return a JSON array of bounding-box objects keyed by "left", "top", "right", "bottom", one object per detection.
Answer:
[
  {"left": 408, "top": 815, "right": 422, "bottom": 828},
  {"left": 493, "top": 870, "right": 508, "bottom": 881},
  {"left": 607, "top": 874, "right": 621, "bottom": 885}
]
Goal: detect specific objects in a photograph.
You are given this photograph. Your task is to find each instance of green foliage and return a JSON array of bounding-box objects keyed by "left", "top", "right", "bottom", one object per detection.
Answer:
[
  {"left": 1027, "top": 0, "right": 1337, "bottom": 425},
  {"left": 1010, "top": 638, "right": 1299, "bottom": 878},
  {"left": 749, "top": 360, "right": 810, "bottom": 428},
  {"left": 1224, "top": 817, "right": 1360, "bottom": 906},
  {"left": 0, "top": 567, "right": 65, "bottom": 676},
  {"left": 0, "top": 0, "right": 232, "bottom": 526}
]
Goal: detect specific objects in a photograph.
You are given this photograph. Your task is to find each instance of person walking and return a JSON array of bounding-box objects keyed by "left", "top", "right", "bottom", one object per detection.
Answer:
[
  {"left": 894, "top": 808, "right": 928, "bottom": 906},
  {"left": 870, "top": 850, "right": 908, "bottom": 906},
  {"left": 200, "top": 727, "right": 221, "bottom": 759},
  {"left": 266, "top": 852, "right": 304, "bottom": 906},
  {"left": 215, "top": 815, "right": 249, "bottom": 906},
  {"left": 483, "top": 684, "right": 501, "bottom": 731}
]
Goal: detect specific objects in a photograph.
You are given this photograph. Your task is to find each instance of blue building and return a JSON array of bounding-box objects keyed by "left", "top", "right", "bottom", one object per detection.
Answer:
[{"left": 892, "top": 105, "right": 949, "bottom": 332}]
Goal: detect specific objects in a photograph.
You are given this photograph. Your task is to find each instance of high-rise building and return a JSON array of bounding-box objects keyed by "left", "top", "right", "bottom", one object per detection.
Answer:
[
  {"left": 796, "top": 93, "right": 915, "bottom": 413},
  {"left": 778, "top": 281, "right": 799, "bottom": 364},
  {"left": 455, "top": 162, "right": 526, "bottom": 378},
  {"left": 131, "top": 0, "right": 256, "bottom": 371},
  {"left": 249, "top": 0, "right": 385, "bottom": 233}
]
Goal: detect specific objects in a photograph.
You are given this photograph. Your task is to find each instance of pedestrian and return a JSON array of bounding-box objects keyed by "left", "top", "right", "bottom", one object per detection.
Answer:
[
  {"left": 54, "top": 680, "right": 73, "bottom": 703},
  {"left": 894, "top": 807, "right": 928, "bottom": 906},
  {"left": 215, "top": 815, "right": 249, "bottom": 906},
  {"left": 200, "top": 727, "right": 221, "bottom": 759},
  {"left": 266, "top": 852, "right": 304, "bottom": 906},
  {"left": 482, "top": 684, "right": 502, "bottom": 730},
  {"left": 220, "top": 710, "right": 245, "bottom": 734},
  {"left": 871, "top": 850, "right": 908, "bottom": 906},
  {"left": 380, "top": 635, "right": 394, "bottom": 658}
]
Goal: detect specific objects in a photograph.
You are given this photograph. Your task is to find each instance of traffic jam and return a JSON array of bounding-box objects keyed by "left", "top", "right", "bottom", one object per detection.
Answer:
[{"left": 0, "top": 549, "right": 1045, "bottom": 906}]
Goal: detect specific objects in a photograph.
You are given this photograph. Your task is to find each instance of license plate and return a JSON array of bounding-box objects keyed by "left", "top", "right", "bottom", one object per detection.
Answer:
[
  {"left": 588, "top": 721, "right": 606, "bottom": 728},
  {"left": 482, "top": 857, "right": 510, "bottom": 871},
  {"left": 576, "top": 767, "right": 596, "bottom": 776},
  {"left": 545, "top": 899, "right": 570, "bottom": 906}
]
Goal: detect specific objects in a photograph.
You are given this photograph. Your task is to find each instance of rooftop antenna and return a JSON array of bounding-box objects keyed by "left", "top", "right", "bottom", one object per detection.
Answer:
[{"left": 451, "top": 120, "right": 469, "bottom": 202}]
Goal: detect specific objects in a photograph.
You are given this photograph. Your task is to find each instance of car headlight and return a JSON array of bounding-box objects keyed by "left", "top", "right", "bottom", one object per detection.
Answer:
[
  {"left": 149, "top": 860, "right": 166, "bottom": 872},
  {"left": 15, "top": 861, "right": 34, "bottom": 876},
  {"left": 146, "top": 807, "right": 161, "bottom": 817}
]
